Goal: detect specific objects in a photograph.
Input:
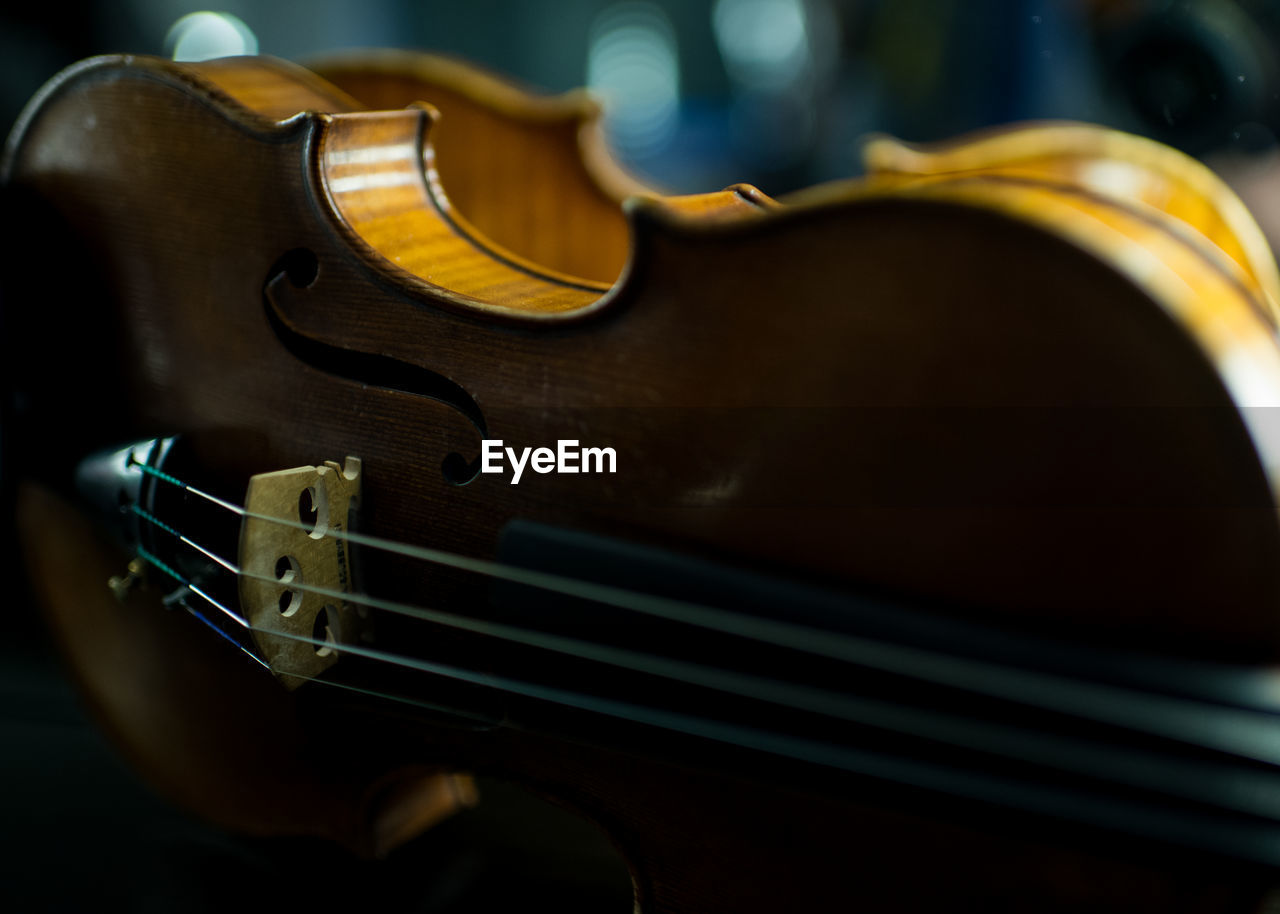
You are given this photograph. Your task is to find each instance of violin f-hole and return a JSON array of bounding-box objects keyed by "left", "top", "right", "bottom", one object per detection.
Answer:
[
  {"left": 277, "top": 246, "right": 319, "bottom": 288},
  {"left": 262, "top": 250, "right": 487, "bottom": 485}
]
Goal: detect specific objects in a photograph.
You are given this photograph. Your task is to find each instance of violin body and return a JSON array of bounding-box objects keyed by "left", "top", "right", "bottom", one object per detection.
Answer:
[{"left": 7, "top": 52, "right": 1280, "bottom": 910}]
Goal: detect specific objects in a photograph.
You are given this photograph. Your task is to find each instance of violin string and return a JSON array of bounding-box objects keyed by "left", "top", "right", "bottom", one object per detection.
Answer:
[
  {"left": 136, "top": 504, "right": 1237, "bottom": 799},
  {"left": 141, "top": 507, "right": 1146, "bottom": 765},
  {"left": 273, "top": 667, "right": 501, "bottom": 728},
  {"left": 183, "top": 604, "right": 272, "bottom": 670},
  {"left": 141, "top": 543, "right": 497, "bottom": 723},
  {"left": 132, "top": 462, "right": 1280, "bottom": 769},
  {"left": 136, "top": 462, "right": 874, "bottom": 652},
  {"left": 142, "top": 499, "right": 1079, "bottom": 755},
  {"left": 130, "top": 536, "right": 1280, "bottom": 828}
]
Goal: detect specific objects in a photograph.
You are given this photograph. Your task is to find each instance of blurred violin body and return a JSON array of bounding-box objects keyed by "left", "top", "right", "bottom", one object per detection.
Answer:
[{"left": 7, "top": 50, "right": 1280, "bottom": 911}]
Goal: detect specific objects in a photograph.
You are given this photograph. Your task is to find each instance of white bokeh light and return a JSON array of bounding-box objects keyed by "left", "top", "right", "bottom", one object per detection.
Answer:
[
  {"left": 166, "top": 11, "right": 258, "bottom": 62},
  {"left": 587, "top": 2, "right": 681, "bottom": 159},
  {"left": 713, "top": 0, "right": 810, "bottom": 90}
]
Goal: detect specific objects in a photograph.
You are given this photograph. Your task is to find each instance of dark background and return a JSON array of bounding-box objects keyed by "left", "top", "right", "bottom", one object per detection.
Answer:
[
  {"left": 6, "top": 0, "right": 1280, "bottom": 195},
  {"left": 5, "top": 0, "right": 1280, "bottom": 910}
]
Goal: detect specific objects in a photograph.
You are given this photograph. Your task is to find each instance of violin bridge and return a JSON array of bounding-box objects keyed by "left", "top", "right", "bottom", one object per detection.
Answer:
[{"left": 238, "top": 457, "right": 365, "bottom": 688}]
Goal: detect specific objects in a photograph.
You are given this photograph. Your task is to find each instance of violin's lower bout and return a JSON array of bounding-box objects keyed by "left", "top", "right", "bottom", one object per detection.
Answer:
[{"left": 18, "top": 482, "right": 1277, "bottom": 913}]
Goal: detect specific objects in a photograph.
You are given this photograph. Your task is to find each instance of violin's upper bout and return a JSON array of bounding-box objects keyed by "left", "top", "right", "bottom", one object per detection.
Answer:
[
  {"left": 3, "top": 52, "right": 774, "bottom": 321},
  {"left": 8, "top": 51, "right": 1280, "bottom": 660}
]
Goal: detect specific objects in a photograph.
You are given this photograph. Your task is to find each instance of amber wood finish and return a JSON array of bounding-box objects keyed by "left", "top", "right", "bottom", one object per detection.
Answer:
[
  {"left": 318, "top": 100, "right": 770, "bottom": 313},
  {"left": 7, "top": 51, "right": 1280, "bottom": 911},
  {"left": 318, "top": 105, "right": 608, "bottom": 313},
  {"left": 860, "top": 123, "right": 1280, "bottom": 324},
  {"left": 183, "top": 53, "right": 365, "bottom": 119},
  {"left": 196, "top": 54, "right": 774, "bottom": 313},
  {"left": 309, "top": 49, "right": 653, "bottom": 284}
]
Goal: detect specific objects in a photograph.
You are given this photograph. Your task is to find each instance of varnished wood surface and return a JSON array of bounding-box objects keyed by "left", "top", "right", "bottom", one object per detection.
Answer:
[
  {"left": 9, "top": 54, "right": 1280, "bottom": 649},
  {"left": 862, "top": 123, "right": 1280, "bottom": 322},
  {"left": 193, "top": 54, "right": 776, "bottom": 314},
  {"left": 310, "top": 49, "right": 652, "bottom": 284},
  {"left": 8, "top": 50, "right": 1280, "bottom": 912},
  {"left": 320, "top": 105, "right": 606, "bottom": 313}
]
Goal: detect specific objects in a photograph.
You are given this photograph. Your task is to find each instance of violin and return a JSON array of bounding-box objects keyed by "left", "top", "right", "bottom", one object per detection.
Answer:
[{"left": 7, "top": 49, "right": 1280, "bottom": 911}]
